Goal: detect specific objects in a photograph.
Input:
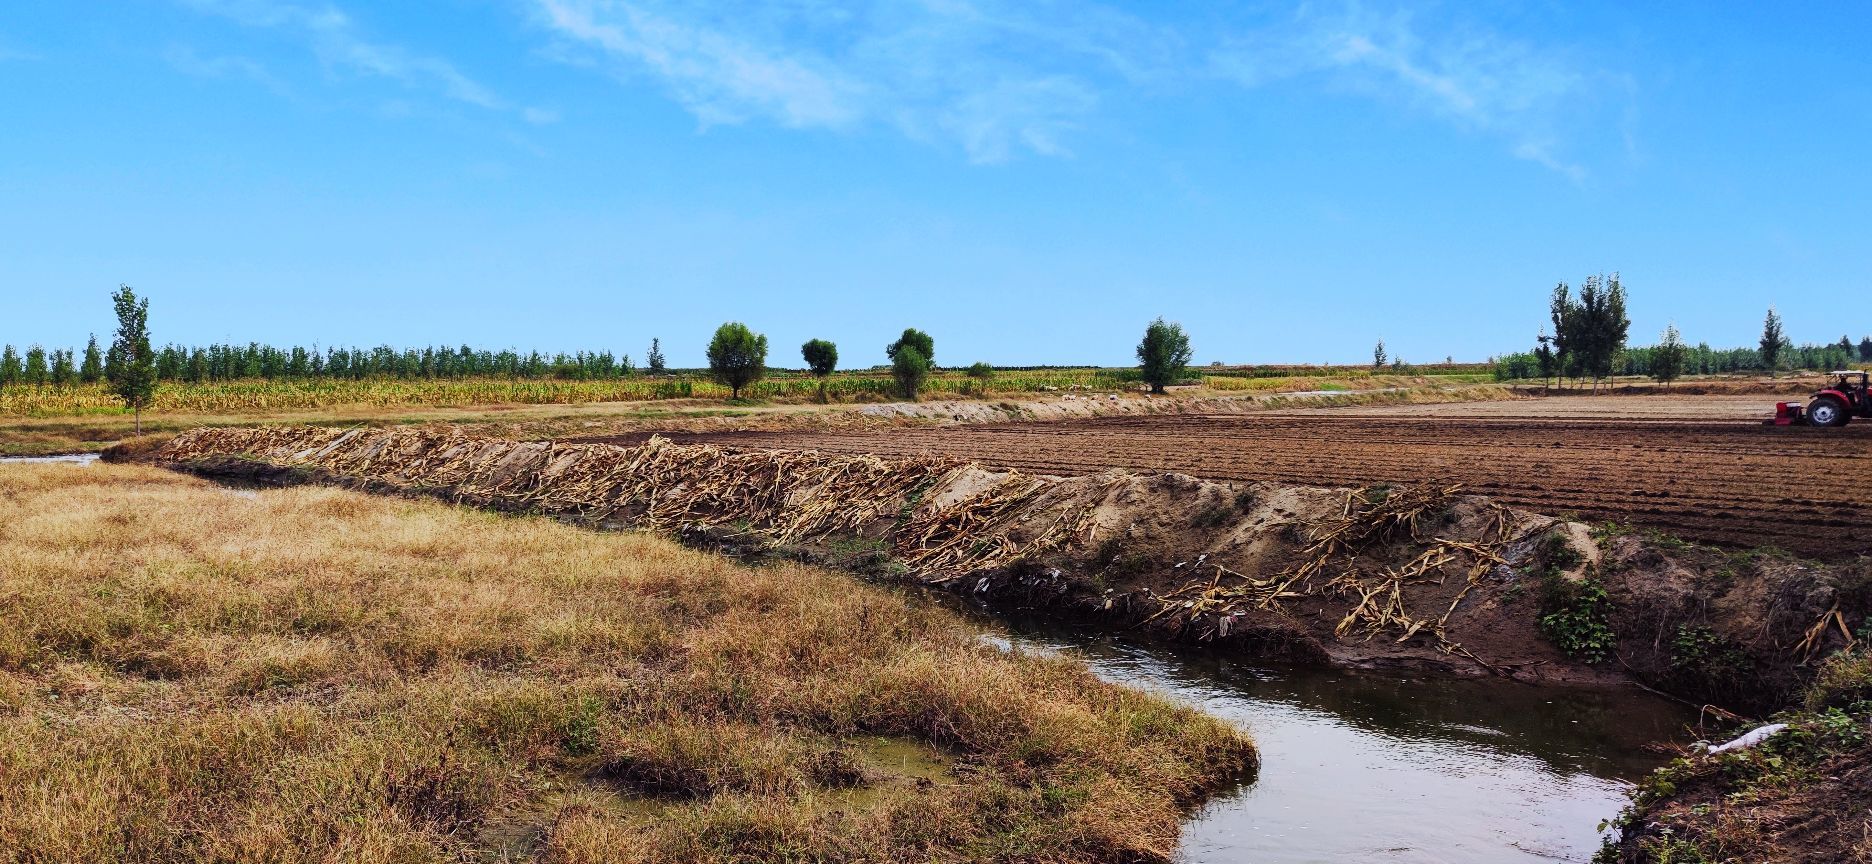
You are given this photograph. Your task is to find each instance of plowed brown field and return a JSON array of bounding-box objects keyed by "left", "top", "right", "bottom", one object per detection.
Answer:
[{"left": 586, "top": 409, "right": 1872, "bottom": 557}]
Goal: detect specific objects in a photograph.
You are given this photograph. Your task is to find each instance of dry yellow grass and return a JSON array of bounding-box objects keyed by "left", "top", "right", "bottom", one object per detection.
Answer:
[{"left": 0, "top": 463, "right": 1254, "bottom": 863}]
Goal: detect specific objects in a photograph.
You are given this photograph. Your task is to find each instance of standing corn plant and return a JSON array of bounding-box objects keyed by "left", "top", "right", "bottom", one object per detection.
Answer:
[{"left": 109, "top": 284, "right": 157, "bottom": 434}]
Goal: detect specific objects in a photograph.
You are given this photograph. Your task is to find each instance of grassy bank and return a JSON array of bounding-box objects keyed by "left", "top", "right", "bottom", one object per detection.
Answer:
[
  {"left": 1603, "top": 649, "right": 1871, "bottom": 863},
  {"left": 0, "top": 463, "right": 1255, "bottom": 863}
]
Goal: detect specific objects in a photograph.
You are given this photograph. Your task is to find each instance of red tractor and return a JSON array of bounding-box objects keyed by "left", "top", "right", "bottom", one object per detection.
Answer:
[{"left": 1806, "top": 371, "right": 1871, "bottom": 427}]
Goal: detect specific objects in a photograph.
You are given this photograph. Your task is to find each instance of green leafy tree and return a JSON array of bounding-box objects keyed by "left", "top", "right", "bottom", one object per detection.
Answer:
[
  {"left": 1576, "top": 274, "right": 1630, "bottom": 389},
  {"left": 1595, "top": 273, "right": 1631, "bottom": 386},
  {"left": 1837, "top": 335, "right": 1855, "bottom": 358},
  {"left": 80, "top": 335, "right": 104, "bottom": 383},
  {"left": 885, "top": 328, "right": 935, "bottom": 368},
  {"left": 1372, "top": 339, "right": 1387, "bottom": 369},
  {"left": 705, "top": 323, "right": 767, "bottom": 399},
  {"left": 1652, "top": 324, "right": 1686, "bottom": 387},
  {"left": 1533, "top": 332, "right": 1556, "bottom": 389},
  {"left": 23, "top": 346, "right": 48, "bottom": 389},
  {"left": 51, "top": 349, "right": 75, "bottom": 388},
  {"left": 1759, "top": 307, "right": 1785, "bottom": 375},
  {"left": 964, "top": 361, "right": 993, "bottom": 395},
  {"left": 109, "top": 284, "right": 158, "bottom": 434},
  {"left": 1136, "top": 317, "right": 1192, "bottom": 394},
  {"left": 646, "top": 338, "right": 666, "bottom": 374},
  {"left": 1551, "top": 274, "right": 1630, "bottom": 390},
  {"left": 801, "top": 339, "right": 838, "bottom": 377},
  {"left": 890, "top": 344, "right": 930, "bottom": 400},
  {"left": 1549, "top": 282, "right": 1576, "bottom": 385},
  {"left": 0, "top": 345, "right": 18, "bottom": 390},
  {"left": 801, "top": 338, "right": 838, "bottom": 402},
  {"left": 1860, "top": 336, "right": 1872, "bottom": 363}
]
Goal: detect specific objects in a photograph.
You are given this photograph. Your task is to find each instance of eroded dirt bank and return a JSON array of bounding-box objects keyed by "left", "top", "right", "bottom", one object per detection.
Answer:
[
  {"left": 127, "top": 426, "right": 1867, "bottom": 715},
  {"left": 581, "top": 413, "right": 1872, "bottom": 558}
]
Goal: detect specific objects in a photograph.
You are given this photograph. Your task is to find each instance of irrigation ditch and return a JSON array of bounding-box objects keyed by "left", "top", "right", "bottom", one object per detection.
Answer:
[{"left": 118, "top": 425, "right": 1871, "bottom": 862}]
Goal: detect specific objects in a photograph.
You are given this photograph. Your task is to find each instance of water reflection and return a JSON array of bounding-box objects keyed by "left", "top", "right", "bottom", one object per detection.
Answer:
[{"left": 987, "top": 622, "right": 1692, "bottom": 864}]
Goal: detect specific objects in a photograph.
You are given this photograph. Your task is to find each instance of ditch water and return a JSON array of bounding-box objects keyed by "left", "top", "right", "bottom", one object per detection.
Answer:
[
  {"left": 984, "top": 621, "right": 1693, "bottom": 864},
  {"left": 0, "top": 453, "right": 99, "bottom": 465}
]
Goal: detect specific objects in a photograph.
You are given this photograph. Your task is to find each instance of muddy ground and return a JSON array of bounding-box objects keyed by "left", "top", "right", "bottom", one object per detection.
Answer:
[{"left": 583, "top": 407, "right": 1872, "bottom": 558}]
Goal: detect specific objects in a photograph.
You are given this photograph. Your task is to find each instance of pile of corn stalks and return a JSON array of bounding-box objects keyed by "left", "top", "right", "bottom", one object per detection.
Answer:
[
  {"left": 158, "top": 425, "right": 1092, "bottom": 577},
  {"left": 1145, "top": 484, "right": 1517, "bottom": 659}
]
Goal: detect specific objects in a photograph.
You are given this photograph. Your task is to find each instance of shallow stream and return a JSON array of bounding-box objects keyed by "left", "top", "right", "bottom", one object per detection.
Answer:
[{"left": 987, "top": 620, "right": 1692, "bottom": 864}]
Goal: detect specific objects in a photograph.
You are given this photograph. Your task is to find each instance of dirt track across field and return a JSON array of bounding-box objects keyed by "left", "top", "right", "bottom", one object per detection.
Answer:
[{"left": 584, "top": 399, "right": 1872, "bottom": 557}]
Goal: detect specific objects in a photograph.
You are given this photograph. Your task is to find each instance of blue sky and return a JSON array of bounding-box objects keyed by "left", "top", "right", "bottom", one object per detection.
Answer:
[{"left": 2, "top": 1, "right": 1868, "bottom": 367}]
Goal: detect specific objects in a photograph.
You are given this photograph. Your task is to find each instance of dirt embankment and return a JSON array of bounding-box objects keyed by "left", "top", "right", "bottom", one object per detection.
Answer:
[
  {"left": 132, "top": 426, "right": 1867, "bottom": 713},
  {"left": 607, "top": 413, "right": 1872, "bottom": 558}
]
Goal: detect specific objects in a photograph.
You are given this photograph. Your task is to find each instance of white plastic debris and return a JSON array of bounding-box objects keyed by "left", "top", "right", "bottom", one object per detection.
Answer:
[{"left": 1704, "top": 723, "right": 1789, "bottom": 755}]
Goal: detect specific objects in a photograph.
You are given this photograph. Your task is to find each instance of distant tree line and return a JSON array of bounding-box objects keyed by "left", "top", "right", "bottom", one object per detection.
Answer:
[
  {"left": 0, "top": 341, "right": 662, "bottom": 387},
  {"left": 1494, "top": 286, "right": 1870, "bottom": 384}
]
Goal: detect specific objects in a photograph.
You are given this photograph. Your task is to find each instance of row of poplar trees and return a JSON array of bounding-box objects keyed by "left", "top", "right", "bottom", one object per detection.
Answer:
[{"left": 1534, "top": 274, "right": 1633, "bottom": 389}]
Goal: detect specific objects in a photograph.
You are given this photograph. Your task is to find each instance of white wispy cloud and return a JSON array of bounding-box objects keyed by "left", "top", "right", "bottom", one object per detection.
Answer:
[
  {"left": 526, "top": 0, "right": 1623, "bottom": 174},
  {"left": 180, "top": 0, "right": 507, "bottom": 110},
  {"left": 164, "top": 44, "right": 291, "bottom": 94},
  {"left": 177, "top": 0, "right": 1626, "bottom": 172},
  {"left": 1210, "top": 3, "right": 1608, "bottom": 179},
  {"left": 528, "top": 0, "right": 1169, "bottom": 163}
]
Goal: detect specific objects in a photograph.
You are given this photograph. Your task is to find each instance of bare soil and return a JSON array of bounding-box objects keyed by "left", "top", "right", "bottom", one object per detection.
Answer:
[{"left": 587, "top": 399, "right": 1872, "bottom": 558}]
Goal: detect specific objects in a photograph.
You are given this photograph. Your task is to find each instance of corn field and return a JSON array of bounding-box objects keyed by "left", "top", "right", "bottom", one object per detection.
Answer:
[
  {"left": 0, "top": 370, "right": 1130, "bottom": 416},
  {"left": 0, "top": 365, "right": 1515, "bottom": 418}
]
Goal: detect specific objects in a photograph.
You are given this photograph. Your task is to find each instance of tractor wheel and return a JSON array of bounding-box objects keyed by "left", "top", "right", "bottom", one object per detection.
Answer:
[{"left": 1807, "top": 396, "right": 1849, "bottom": 427}]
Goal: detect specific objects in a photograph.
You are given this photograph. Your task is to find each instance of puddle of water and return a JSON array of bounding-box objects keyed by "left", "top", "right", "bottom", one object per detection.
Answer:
[
  {"left": 853, "top": 735, "right": 956, "bottom": 785},
  {"left": 987, "top": 623, "right": 1691, "bottom": 864},
  {"left": 0, "top": 453, "right": 99, "bottom": 465}
]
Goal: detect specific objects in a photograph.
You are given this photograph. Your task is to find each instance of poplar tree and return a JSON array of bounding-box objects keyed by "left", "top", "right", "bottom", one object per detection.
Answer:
[
  {"left": 109, "top": 285, "right": 157, "bottom": 434},
  {"left": 1534, "top": 332, "right": 1556, "bottom": 389},
  {"left": 1549, "top": 283, "right": 1575, "bottom": 385},
  {"left": 1652, "top": 324, "right": 1686, "bottom": 387},
  {"left": 1759, "top": 307, "right": 1785, "bottom": 376},
  {"left": 1550, "top": 274, "right": 1629, "bottom": 391},
  {"left": 23, "top": 346, "right": 47, "bottom": 389},
  {"left": 646, "top": 338, "right": 666, "bottom": 374},
  {"left": 80, "top": 335, "right": 104, "bottom": 383},
  {"left": 1594, "top": 274, "right": 1631, "bottom": 387},
  {"left": 1372, "top": 339, "right": 1387, "bottom": 369},
  {"left": 51, "top": 349, "right": 75, "bottom": 387},
  {"left": 1860, "top": 336, "right": 1872, "bottom": 363},
  {"left": 0, "top": 345, "right": 19, "bottom": 390}
]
